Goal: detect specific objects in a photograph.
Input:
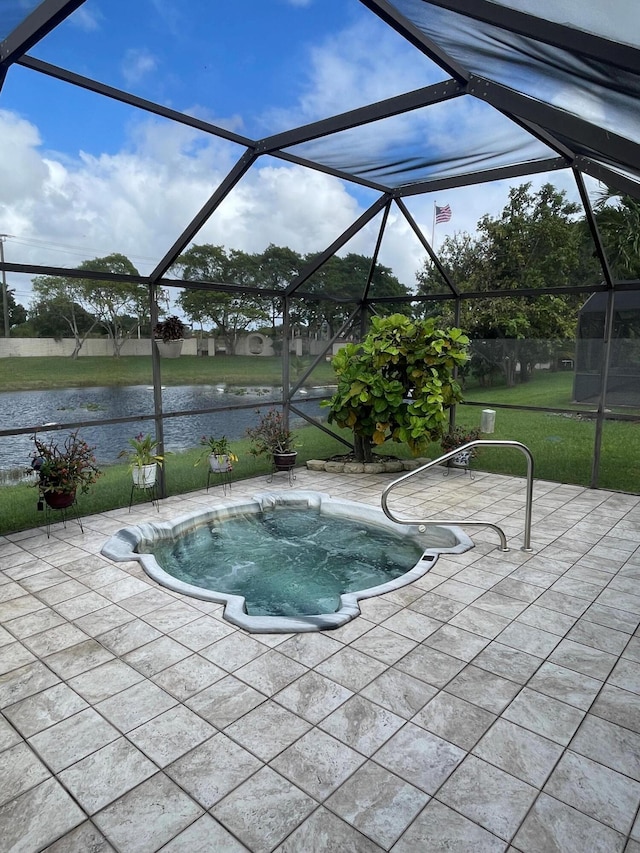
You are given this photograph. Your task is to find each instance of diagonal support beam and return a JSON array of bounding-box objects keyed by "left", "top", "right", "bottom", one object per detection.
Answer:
[
  {"left": 0, "top": 0, "right": 85, "bottom": 66},
  {"left": 259, "top": 79, "right": 464, "bottom": 152}
]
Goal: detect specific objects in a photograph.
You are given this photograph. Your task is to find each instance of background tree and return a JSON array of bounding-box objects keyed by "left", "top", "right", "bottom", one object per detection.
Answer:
[
  {"left": 0, "top": 287, "right": 27, "bottom": 332},
  {"left": 176, "top": 244, "right": 270, "bottom": 354},
  {"left": 76, "top": 254, "right": 148, "bottom": 357},
  {"left": 595, "top": 189, "right": 640, "bottom": 279},
  {"left": 417, "top": 183, "right": 599, "bottom": 385},
  {"left": 31, "top": 275, "right": 100, "bottom": 357},
  {"left": 300, "top": 252, "right": 410, "bottom": 337}
]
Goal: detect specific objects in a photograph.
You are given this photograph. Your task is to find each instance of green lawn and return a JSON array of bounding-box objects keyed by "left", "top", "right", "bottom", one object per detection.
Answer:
[{"left": 0, "top": 355, "right": 337, "bottom": 391}]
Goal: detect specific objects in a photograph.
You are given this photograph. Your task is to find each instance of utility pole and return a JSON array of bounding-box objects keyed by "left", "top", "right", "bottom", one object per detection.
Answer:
[{"left": 0, "top": 235, "right": 10, "bottom": 337}]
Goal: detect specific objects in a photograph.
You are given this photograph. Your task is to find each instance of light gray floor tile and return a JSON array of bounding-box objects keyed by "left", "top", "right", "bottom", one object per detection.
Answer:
[
  {"left": 473, "top": 718, "right": 564, "bottom": 787},
  {"left": 140, "top": 600, "right": 202, "bottom": 632},
  {"left": 151, "top": 653, "right": 226, "bottom": 700},
  {"left": 3, "top": 682, "right": 88, "bottom": 737},
  {"left": 43, "top": 637, "right": 114, "bottom": 679},
  {"left": 212, "top": 766, "right": 316, "bottom": 853},
  {"left": 159, "top": 814, "right": 250, "bottom": 852},
  {"left": 29, "top": 707, "right": 119, "bottom": 772},
  {"left": 319, "top": 695, "right": 405, "bottom": 756},
  {"left": 166, "top": 733, "right": 262, "bottom": 809},
  {"left": 68, "top": 658, "right": 144, "bottom": 703},
  {"left": 449, "top": 604, "right": 512, "bottom": 639},
  {"left": 473, "top": 641, "right": 542, "bottom": 683},
  {"left": 275, "top": 807, "right": 383, "bottom": 853},
  {"left": 395, "top": 644, "right": 466, "bottom": 687},
  {"left": 0, "top": 778, "right": 84, "bottom": 853},
  {"left": 274, "top": 670, "right": 352, "bottom": 724},
  {"left": 380, "top": 608, "right": 442, "bottom": 641},
  {"left": 423, "top": 624, "right": 491, "bottom": 661},
  {"left": 277, "top": 632, "right": 343, "bottom": 666},
  {"left": 123, "top": 635, "right": 192, "bottom": 677},
  {"left": 438, "top": 755, "right": 537, "bottom": 841},
  {"left": 94, "top": 773, "right": 203, "bottom": 853},
  {"left": 98, "top": 618, "right": 162, "bottom": 655},
  {"left": 570, "top": 714, "right": 640, "bottom": 780},
  {"left": 3, "top": 607, "right": 65, "bottom": 640},
  {"left": 608, "top": 657, "right": 640, "bottom": 694},
  {"left": 21, "top": 623, "right": 88, "bottom": 657},
  {"left": 360, "top": 668, "right": 437, "bottom": 719},
  {"left": 374, "top": 722, "right": 465, "bottom": 793},
  {"left": 498, "top": 621, "right": 561, "bottom": 658},
  {"left": 527, "top": 662, "right": 603, "bottom": 710},
  {"left": 326, "top": 761, "right": 428, "bottom": 849},
  {"left": 233, "top": 649, "right": 308, "bottom": 696},
  {"left": 412, "top": 690, "right": 496, "bottom": 750},
  {"left": 512, "top": 793, "right": 625, "bottom": 853},
  {"left": 548, "top": 638, "right": 618, "bottom": 680},
  {"left": 224, "top": 700, "right": 311, "bottom": 761},
  {"left": 503, "top": 687, "right": 585, "bottom": 746},
  {"left": 544, "top": 750, "right": 640, "bottom": 834},
  {"left": 97, "top": 679, "right": 178, "bottom": 732},
  {"left": 591, "top": 684, "right": 640, "bottom": 732},
  {"left": 391, "top": 799, "right": 506, "bottom": 853},
  {"left": 128, "top": 705, "right": 215, "bottom": 766},
  {"left": 42, "top": 821, "right": 115, "bottom": 852},
  {"left": 200, "top": 632, "right": 266, "bottom": 671},
  {"left": 445, "top": 665, "right": 521, "bottom": 714},
  {"left": 168, "top": 614, "right": 235, "bottom": 650},
  {"left": 271, "top": 728, "right": 365, "bottom": 799},
  {"left": 186, "top": 675, "right": 266, "bottom": 728},
  {"left": 351, "top": 625, "right": 417, "bottom": 665},
  {"left": 0, "top": 741, "right": 50, "bottom": 806},
  {"left": 316, "top": 647, "right": 387, "bottom": 691},
  {"left": 409, "top": 591, "right": 467, "bottom": 621},
  {"left": 58, "top": 737, "right": 156, "bottom": 813},
  {"left": 567, "top": 619, "right": 630, "bottom": 655}
]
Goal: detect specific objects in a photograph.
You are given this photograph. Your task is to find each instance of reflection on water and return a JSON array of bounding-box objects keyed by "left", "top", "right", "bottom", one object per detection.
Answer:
[{"left": 0, "top": 385, "right": 329, "bottom": 476}]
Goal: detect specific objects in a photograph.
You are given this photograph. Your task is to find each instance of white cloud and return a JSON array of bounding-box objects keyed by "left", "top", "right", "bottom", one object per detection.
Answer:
[
  {"left": 68, "top": 4, "right": 102, "bottom": 31},
  {"left": 121, "top": 49, "right": 159, "bottom": 86}
]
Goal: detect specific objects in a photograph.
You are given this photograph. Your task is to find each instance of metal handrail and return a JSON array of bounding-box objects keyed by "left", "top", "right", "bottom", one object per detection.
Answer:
[{"left": 381, "top": 440, "right": 535, "bottom": 552}]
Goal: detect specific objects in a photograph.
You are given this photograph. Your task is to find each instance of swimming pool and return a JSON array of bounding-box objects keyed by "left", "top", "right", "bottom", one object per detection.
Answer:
[{"left": 101, "top": 491, "right": 474, "bottom": 632}]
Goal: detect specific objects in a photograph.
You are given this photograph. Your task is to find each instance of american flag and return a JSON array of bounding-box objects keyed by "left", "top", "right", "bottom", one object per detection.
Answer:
[{"left": 435, "top": 204, "right": 452, "bottom": 224}]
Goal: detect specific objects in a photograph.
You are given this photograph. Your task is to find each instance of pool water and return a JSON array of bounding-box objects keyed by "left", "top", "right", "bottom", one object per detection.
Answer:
[{"left": 147, "top": 507, "right": 424, "bottom": 617}]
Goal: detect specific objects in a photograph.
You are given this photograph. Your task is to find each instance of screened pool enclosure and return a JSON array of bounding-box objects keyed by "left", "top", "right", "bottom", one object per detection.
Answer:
[{"left": 1, "top": 0, "right": 639, "bottom": 528}]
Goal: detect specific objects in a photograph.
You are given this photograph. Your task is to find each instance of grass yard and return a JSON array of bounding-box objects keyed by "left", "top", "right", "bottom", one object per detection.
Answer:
[{"left": 0, "top": 355, "right": 337, "bottom": 391}]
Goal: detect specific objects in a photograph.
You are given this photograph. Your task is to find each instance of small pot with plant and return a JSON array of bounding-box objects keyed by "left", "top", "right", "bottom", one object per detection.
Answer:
[
  {"left": 246, "top": 408, "right": 298, "bottom": 471},
  {"left": 153, "top": 315, "right": 186, "bottom": 358},
  {"left": 119, "top": 432, "right": 164, "bottom": 487},
  {"left": 196, "top": 435, "right": 238, "bottom": 473},
  {"left": 28, "top": 430, "right": 102, "bottom": 509},
  {"left": 440, "top": 425, "right": 482, "bottom": 467}
]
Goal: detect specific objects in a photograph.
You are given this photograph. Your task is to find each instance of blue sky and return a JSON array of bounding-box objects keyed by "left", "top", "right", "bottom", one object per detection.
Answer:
[{"left": 0, "top": 0, "right": 588, "bottom": 304}]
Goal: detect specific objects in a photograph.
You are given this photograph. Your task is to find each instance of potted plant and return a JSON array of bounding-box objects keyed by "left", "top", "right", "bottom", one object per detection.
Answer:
[
  {"left": 440, "top": 425, "right": 482, "bottom": 467},
  {"left": 119, "top": 432, "right": 164, "bottom": 487},
  {"left": 246, "top": 408, "right": 298, "bottom": 471},
  {"left": 153, "top": 315, "right": 186, "bottom": 358},
  {"left": 196, "top": 435, "right": 238, "bottom": 472},
  {"left": 27, "top": 431, "right": 102, "bottom": 509}
]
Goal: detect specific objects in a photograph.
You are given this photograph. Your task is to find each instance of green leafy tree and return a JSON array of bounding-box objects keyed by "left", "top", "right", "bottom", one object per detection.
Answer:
[
  {"left": 31, "top": 276, "right": 100, "bottom": 357},
  {"left": 300, "top": 252, "right": 410, "bottom": 337},
  {"left": 176, "top": 244, "right": 270, "bottom": 354},
  {"left": 595, "top": 188, "right": 640, "bottom": 279},
  {"left": 76, "top": 254, "right": 148, "bottom": 357},
  {"left": 417, "top": 183, "right": 597, "bottom": 385},
  {"left": 0, "top": 287, "right": 27, "bottom": 332},
  {"left": 323, "top": 313, "right": 470, "bottom": 462}
]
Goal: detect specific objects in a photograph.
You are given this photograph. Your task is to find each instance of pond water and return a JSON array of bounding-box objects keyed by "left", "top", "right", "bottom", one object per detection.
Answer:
[{"left": 0, "top": 385, "right": 329, "bottom": 475}]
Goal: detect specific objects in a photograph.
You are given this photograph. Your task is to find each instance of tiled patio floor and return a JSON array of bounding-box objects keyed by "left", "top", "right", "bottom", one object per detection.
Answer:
[{"left": 1, "top": 464, "right": 640, "bottom": 852}]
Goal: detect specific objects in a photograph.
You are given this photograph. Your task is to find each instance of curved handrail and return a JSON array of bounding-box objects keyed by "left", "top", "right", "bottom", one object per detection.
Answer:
[{"left": 381, "top": 440, "right": 534, "bottom": 552}]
